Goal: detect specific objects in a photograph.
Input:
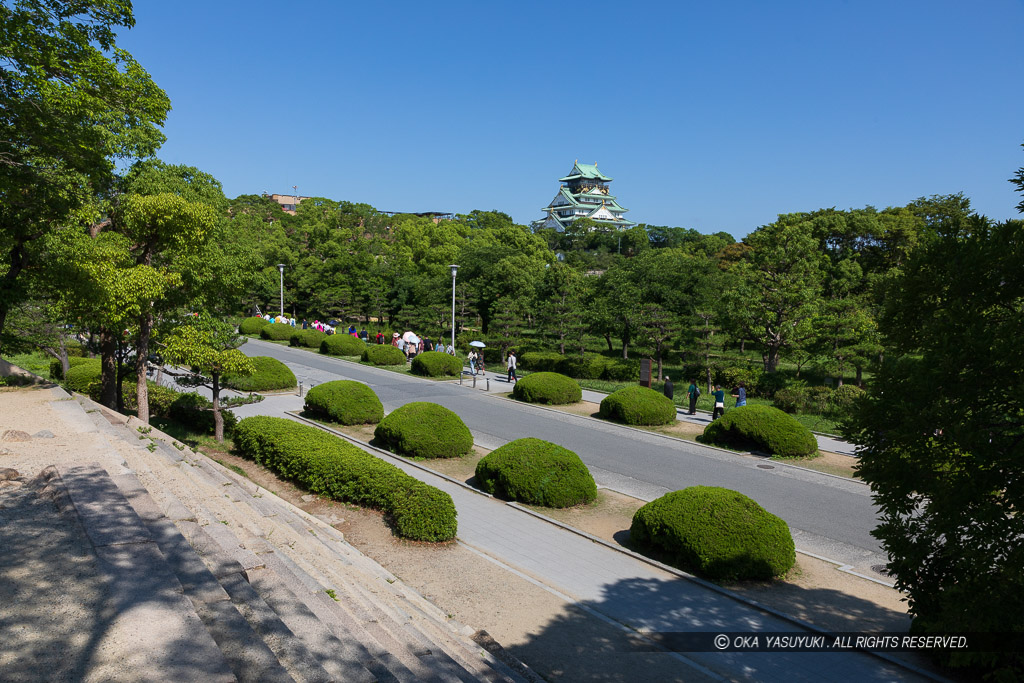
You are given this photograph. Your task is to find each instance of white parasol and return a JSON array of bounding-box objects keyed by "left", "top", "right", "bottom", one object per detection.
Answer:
[
  {"left": 469, "top": 340, "right": 486, "bottom": 348},
  {"left": 402, "top": 331, "right": 420, "bottom": 344}
]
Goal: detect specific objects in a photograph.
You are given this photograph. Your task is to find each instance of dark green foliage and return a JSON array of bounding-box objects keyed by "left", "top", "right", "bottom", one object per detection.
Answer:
[
  {"left": 63, "top": 359, "right": 102, "bottom": 393},
  {"left": 475, "top": 438, "right": 596, "bottom": 507},
  {"left": 374, "top": 402, "right": 473, "bottom": 459},
  {"left": 601, "top": 359, "right": 639, "bottom": 381},
  {"left": 846, "top": 215, "right": 1024, "bottom": 677},
  {"left": 223, "top": 356, "right": 296, "bottom": 392},
  {"left": 701, "top": 405, "right": 817, "bottom": 457},
  {"left": 411, "top": 351, "right": 463, "bottom": 377},
  {"left": 512, "top": 372, "right": 581, "bottom": 405},
  {"left": 304, "top": 380, "right": 383, "bottom": 425},
  {"left": 168, "top": 392, "right": 238, "bottom": 435},
  {"left": 233, "top": 416, "right": 457, "bottom": 541},
  {"left": 519, "top": 351, "right": 563, "bottom": 372},
  {"left": 259, "top": 323, "right": 294, "bottom": 341},
  {"left": 630, "top": 486, "right": 795, "bottom": 580},
  {"left": 559, "top": 354, "right": 609, "bottom": 380},
  {"left": 147, "top": 383, "right": 180, "bottom": 417},
  {"left": 239, "top": 316, "right": 271, "bottom": 335},
  {"left": 599, "top": 386, "right": 676, "bottom": 425},
  {"left": 289, "top": 329, "right": 327, "bottom": 349},
  {"left": 362, "top": 344, "right": 406, "bottom": 366},
  {"left": 828, "top": 384, "right": 864, "bottom": 415},
  {"left": 715, "top": 365, "right": 763, "bottom": 395},
  {"left": 320, "top": 334, "right": 367, "bottom": 357},
  {"left": 49, "top": 355, "right": 95, "bottom": 380}
]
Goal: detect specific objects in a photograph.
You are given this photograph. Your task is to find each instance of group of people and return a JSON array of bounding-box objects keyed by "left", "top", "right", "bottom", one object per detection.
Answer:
[
  {"left": 662, "top": 378, "right": 746, "bottom": 420},
  {"left": 388, "top": 332, "right": 457, "bottom": 361},
  {"left": 466, "top": 348, "right": 518, "bottom": 383}
]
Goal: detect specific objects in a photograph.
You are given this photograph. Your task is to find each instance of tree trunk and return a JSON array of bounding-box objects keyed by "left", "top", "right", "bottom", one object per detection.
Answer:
[
  {"left": 856, "top": 365, "right": 863, "bottom": 386},
  {"left": 212, "top": 372, "right": 224, "bottom": 442},
  {"left": 604, "top": 334, "right": 613, "bottom": 352},
  {"left": 765, "top": 346, "right": 781, "bottom": 373},
  {"left": 100, "top": 331, "right": 117, "bottom": 409},
  {"left": 621, "top": 341, "right": 629, "bottom": 360},
  {"left": 136, "top": 307, "right": 153, "bottom": 424},
  {"left": 740, "top": 339, "right": 746, "bottom": 353}
]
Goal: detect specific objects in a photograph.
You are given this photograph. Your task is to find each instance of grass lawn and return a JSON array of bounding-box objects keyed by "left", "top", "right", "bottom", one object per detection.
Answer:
[{"left": 2, "top": 350, "right": 54, "bottom": 377}]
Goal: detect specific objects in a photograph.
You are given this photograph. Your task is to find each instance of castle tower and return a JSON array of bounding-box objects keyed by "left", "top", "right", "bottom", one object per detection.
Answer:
[{"left": 532, "top": 161, "right": 636, "bottom": 232}]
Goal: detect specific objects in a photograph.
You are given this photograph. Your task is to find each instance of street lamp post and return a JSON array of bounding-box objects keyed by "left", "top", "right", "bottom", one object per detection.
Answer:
[
  {"left": 449, "top": 264, "right": 459, "bottom": 352},
  {"left": 277, "top": 264, "right": 285, "bottom": 318}
]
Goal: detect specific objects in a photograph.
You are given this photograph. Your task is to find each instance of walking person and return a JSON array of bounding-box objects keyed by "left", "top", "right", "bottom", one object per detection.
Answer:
[
  {"left": 506, "top": 350, "right": 518, "bottom": 384},
  {"left": 687, "top": 379, "right": 701, "bottom": 415},
  {"left": 663, "top": 376, "right": 674, "bottom": 401},
  {"left": 468, "top": 349, "right": 478, "bottom": 375},
  {"left": 732, "top": 381, "right": 747, "bottom": 408},
  {"left": 712, "top": 384, "right": 726, "bottom": 420}
]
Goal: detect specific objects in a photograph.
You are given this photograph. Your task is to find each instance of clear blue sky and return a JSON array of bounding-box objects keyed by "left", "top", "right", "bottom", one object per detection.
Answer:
[{"left": 118, "top": 0, "right": 1024, "bottom": 238}]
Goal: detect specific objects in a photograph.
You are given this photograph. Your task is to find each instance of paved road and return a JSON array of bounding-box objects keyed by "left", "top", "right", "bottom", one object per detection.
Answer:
[{"left": 240, "top": 339, "right": 887, "bottom": 577}]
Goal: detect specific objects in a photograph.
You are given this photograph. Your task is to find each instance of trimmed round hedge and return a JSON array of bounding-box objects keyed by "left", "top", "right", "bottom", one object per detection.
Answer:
[
  {"left": 599, "top": 386, "right": 676, "bottom": 425},
  {"left": 304, "top": 380, "right": 383, "bottom": 425},
  {"left": 512, "top": 372, "right": 581, "bottom": 405},
  {"left": 234, "top": 416, "right": 456, "bottom": 541},
  {"left": 320, "top": 334, "right": 367, "bottom": 357},
  {"left": 700, "top": 405, "right": 817, "bottom": 458},
  {"left": 49, "top": 355, "right": 97, "bottom": 381},
  {"left": 239, "top": 316, "right": 271, "bottom": 335},
  {"left": 64, "top": 358, "right": 103, "bottom": 393},
  {"left": 362, "top": 344, "right": 407, "bottom": 366},
  {"left": 289, "top": 329, "right": 327, "bottom": 349},
  {"left": 259, "top": 323, "right": 295, "bottom": 341},
  {"left": 475, "top": 438, "right": 596, "bottom": 507},
  {"left": 411, "top": 351, "right": 462, "bottom": 377},
  {"left": 374, "top": 402, "right": 473, "bottom": 459},
  {"left": 223, "top": 356, "right": 296, "bottom": 392},
  {"left": 630, "top": 486, "right": 796, "bottom": 580}
]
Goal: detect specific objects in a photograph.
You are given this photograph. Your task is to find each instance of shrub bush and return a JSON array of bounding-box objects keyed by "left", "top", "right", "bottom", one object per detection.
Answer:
[
  {"left": 512, "top": 372, "right": 581, "bottom": 405},
  {"left": 64, "top": 359, "right": 102, "bottom": 393},
  {"left": 49, "top": 355, "right": 96, "bottom": 380},
  {"left": 630, "top": 486, "right": 795, "bottom": 580},
  {"left": 519, "top": 351, "right": 563, "bottom": 373},
  {"left": 362, "top": 344, "right": 407, "bottom": 366},
  {"left": 771, "top": 387, "right": 805, "bottom": 413},
  {"left": 147, "top": 383, "right": 180, "bottom": 417},
  {"left": 320, "top": 334, "right": 367, "bottom": 357},
  {"left": 234, "top": 416, "right": 456, "bottom": 541},
  {"left": 374, "top": 402, "right": 473, "bottom": 459},
  {"left": 259, "top": 323, "right": 295, "bottom": 341},
  {"left": 829, "top": 384, "right": 864, "bottom": 415},
  {"left": 599, "top": 386, "right": 676, "bottom": 425},
  {"left": 475, "top": 438, "right": 596, "bottom": 507},
  {"left": 223, "top": 356, "right": 296, "bottom": 392},
  {"left": 411, "top": 351, "right": 463, "bottom": 377},
  {"left": 304, "top": 380, "right": 383, "bottom": 425},
  {"left": 239, "top": 316, "right": 271, "bottom": 335},
  {"left": 558, "top": 354, "right": 609, "bottom": 380},
  {"left": 289, "top": 329, "right": 327, "bottom": 349},
  {"left": 701, "top": 405, "right": 817, "bottom": 457},
  {"left": 168, "top": 392, "right": 238, "bottom": 435},
  {"left": 601, "top": 359, "right": 639, "bottom": 381},
  {"left": 716, "top": 365, "right": 763, "bottom": 395}
]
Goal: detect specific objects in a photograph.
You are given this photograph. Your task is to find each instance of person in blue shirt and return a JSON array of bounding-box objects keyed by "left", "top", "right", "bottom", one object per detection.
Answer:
[
  {"left": 712, "top": 385, "right": 726, "bottom": 420},
  {"left": 732, "top": 381, "right": 747, "bottom": 408}
]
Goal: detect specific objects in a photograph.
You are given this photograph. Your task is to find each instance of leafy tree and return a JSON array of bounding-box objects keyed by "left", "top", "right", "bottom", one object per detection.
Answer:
[
  {"left": 0, "top": 0, "right": 169, "bottom": 350},
  {"left": 721, "top": 216, "right": 826, "bottom": 372},
  {"left": 536, "top": 263, "right": 587, "bottom": 354},
  {"left": 161, "top": 317, "right": 254, "bottom": 442},
  {"left": 848, "top": 213, "right": 1024, "bottom": 677},
  {"left": 637, "top": 303, "right": 680, "bottom": 380}
]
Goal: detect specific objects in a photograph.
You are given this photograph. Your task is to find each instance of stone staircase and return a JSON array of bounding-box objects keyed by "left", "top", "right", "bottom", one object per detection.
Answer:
[{"left": 54, "top": 394, "right": 528, "bottom": 682}]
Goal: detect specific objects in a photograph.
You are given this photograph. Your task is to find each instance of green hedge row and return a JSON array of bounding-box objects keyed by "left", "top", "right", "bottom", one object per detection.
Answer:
[
  {"left": 223, "top": 356, "right": 296, "bottom": 392},
  {"left": 259, "top": 323, "right": 295, "bottom": 341},
  {"left": 475, "top": 438, "right": 596, "bottom": 508},
  {"left": 50, "top": 356, "right": 98, "bottom": 381},
  {"left": 304, "top": 380, "right": 383, "bottom": 425},
  {"left": 362, "top": 344, "right": 406, "bottom": 366},
  {"left": 64, "top": 359, "right": 103, "bottom": 393},
  {"left": 599, "top": 386, "right": 676, "bottom": 425},
  {"left": 411, "top": 351, "right": 462, "bottom": 377},
  {"left": 374, "top": 402, "right": 473, "bottom": 459},
  {"left": 289, "top": 329, "right": 327, "bottom": 349},
  {"left": 511, "top": 372, "right": 581, "bottom": 405},
  {"left": 234, "top": 416, "right": 457, "bottom": 541},
  {"left": 630, "top": 486, "right": 795, "bottom": 581},
  {"left": 700, "top": 405, "right": 817, "bottom": 458},
  {"left": 320, "top": 334, "right": 367, "bottom": 357},
  {"left": 239, "top": 316, "right": 271, "bottom": 335},
  {"left": 79, "top": 374, "right": 237, "bottom": 435},
  {"left": 519, "top": 352, "right": 638, "bottom": 381}
]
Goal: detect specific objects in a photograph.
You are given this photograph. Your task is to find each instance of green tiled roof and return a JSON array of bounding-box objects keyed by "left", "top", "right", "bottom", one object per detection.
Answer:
[{"left": 559, "top": 161, "right": 612, "bottom": 182}]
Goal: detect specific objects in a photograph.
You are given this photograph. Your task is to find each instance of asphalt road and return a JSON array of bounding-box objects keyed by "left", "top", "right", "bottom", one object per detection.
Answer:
[{"left": 242, "top": 338, "right": 887, "bottom": 576}]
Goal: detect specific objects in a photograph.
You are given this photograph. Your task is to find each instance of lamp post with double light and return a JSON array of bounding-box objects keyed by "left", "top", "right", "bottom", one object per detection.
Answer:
[{"left": 277, "top": 264, "right": 285, "bottom": 318}]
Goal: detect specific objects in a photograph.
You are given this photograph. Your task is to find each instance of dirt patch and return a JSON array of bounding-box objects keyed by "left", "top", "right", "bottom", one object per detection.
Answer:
[
  {"left": 524, "top": 489, "right": 644, "bottom": 543},
  {"left": 783, "top": 450, "right": 857, "bottom": 478}
]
